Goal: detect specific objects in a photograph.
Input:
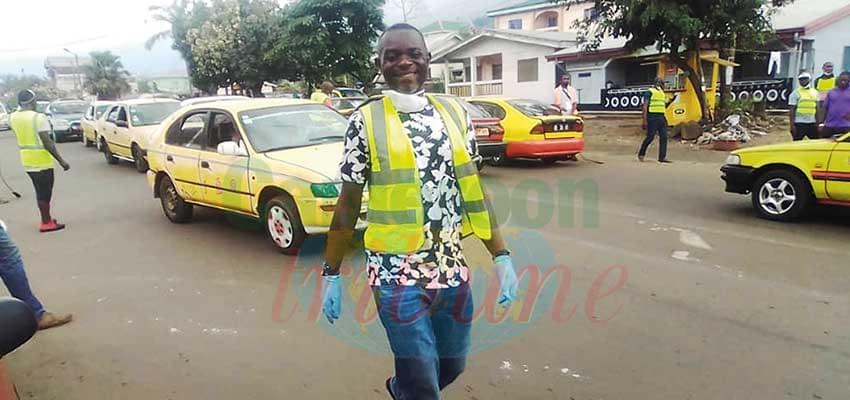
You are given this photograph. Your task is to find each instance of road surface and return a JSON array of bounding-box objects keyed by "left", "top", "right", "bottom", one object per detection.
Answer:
[{"left": 1, "top": 132, "right": 848, "bottom": 399}]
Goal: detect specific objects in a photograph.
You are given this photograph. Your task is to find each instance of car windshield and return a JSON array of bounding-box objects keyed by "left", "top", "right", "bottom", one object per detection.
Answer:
[
  {"left": 331, "top": 97, "right": 365, "bottom": 110},
  {"left": 239, "top": 104, "right": 348, "bottom": 153},
  {"left": 50, "top": 102, "right": 87, "bottom": 114},
  {"left": 95, "top": 105, "right": 112, "bottom": 118},
  {"left": 129, "top": 102, "right": 181, "bottom": 126},
  {"left": 508, "top": 99, "right": 562, "bottom": 117},
  {"left": 457, "top": 99, "right": 490, "bottom": 119},
  {"left": 36, "top": 102, "right": 49, "bottom": 113},
  {"left": 339, "top": 89, "right": 364, "bottom": 98}
]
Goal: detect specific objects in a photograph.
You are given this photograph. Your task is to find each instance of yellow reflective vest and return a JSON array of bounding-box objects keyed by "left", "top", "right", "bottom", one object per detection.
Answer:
[
  {"left": 648, "top": 88, "right": 667, "bottom": 114},
  {"left": 794, "top": 87, "right": 819, "bottom": 116},
  {"left": 10, "top": 111, "right": 53, "bottom": 171},
  {"left": 359, "top": 94, "right": 492, "bottom": 254},
  {"left": 815, "top": 75, "right": 836, "bottom": 94}
]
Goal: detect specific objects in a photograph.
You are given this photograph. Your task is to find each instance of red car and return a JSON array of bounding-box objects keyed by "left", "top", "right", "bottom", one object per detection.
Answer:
[{"left": 454, "top": 98, "right": 508, "bottom": 170}]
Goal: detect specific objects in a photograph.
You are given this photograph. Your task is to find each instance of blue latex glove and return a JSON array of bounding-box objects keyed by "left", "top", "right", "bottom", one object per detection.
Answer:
[
  {"left": 321, "top": 275, "right": 341, "bottom": 324},
  {"left": 494, "top": 255, "right": 518, "bottom": 306}
]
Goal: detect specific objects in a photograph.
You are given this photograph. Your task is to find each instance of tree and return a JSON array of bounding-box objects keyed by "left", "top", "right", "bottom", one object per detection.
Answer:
[
  {"left": 572, "top": 0, "right": 792, "bottom": 121},
  {"left": 388, "top": 0, "right": 423, "bottom": 23},
  {"left": 273, "top": 0, "right": 385, "bottom": 91},
  {"left": 147, "top": 0, "right": 218, "bottom": 93},
  {"left": 137, "top": 79, "right": 152, "bottom": 94},
  {"left": 83, "top": 51, "right": 131, "bottom": 100},
  {"left": 0, "top": 75, "right": 67, "bottom": 107},
  {"left": 186, "top": 0, "right": 283, "bottom": 96}
]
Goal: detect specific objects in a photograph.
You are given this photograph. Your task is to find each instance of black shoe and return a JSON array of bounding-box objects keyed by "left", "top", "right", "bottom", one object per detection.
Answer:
[
  {"left": 386, "top": 377, "right": 397, "bottom": 400},
  {"left": 658, "top": 159, "right": 673, "bottom": 164}
]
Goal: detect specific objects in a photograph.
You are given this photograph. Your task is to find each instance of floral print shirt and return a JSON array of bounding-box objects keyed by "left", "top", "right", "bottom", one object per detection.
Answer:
[{"left": 339, "top": 101, "right": 478, "bottom": 288}]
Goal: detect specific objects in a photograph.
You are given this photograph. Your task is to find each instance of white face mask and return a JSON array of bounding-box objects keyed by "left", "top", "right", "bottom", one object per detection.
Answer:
[{"left": 383, "top": 90, "right": 428, "bottom": 113}]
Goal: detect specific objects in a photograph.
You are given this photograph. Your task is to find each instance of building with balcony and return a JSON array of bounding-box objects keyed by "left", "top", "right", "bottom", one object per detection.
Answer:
[
  {"left": 487, "top": 0, "right": 595, "bottom": 33},
  {"left": 44, "top": 56, "right": 91, "bottom": 96}
]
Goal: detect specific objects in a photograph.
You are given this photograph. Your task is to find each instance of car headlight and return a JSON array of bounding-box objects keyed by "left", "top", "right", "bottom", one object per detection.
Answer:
[
  {"left": 311, "top": 182, "right": 340, "bottom": 198},
  {"left": 724, "top": 154, "right": 741, "bottom": 166}
]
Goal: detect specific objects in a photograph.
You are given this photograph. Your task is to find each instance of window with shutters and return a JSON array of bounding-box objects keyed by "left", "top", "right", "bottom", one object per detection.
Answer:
[{"left": 517, "top": 58, "right": 539, "bottom": 82}]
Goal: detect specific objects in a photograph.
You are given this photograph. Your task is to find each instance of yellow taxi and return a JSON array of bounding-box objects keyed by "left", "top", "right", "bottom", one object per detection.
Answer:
[
  {"left": 721, "top": 131, "right": 850, "bottom": 221},
  {"left": 100, "top": 99, "right": 182, "bottom": 172},
  {"left": 80, "top": 101, "right": 114, "bottom": 148},
  {"left": 468, "top": 97, "right": 584, "bottom": 164},
  {"left": 145, "top": 98, "right": 367, "bottom": 254}
]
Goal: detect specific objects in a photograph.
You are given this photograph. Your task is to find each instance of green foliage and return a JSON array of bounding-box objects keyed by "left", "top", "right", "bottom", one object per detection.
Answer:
[
  {"left": 137, "top": 80, "right": 152, "bottom": 94},
  {"left": 271, "top": 0, "right": 385, "bottom": 88},
  {"left": 0, "top": 75, "right": 68, "bottom": 108},
  {"left": 83, "top": 51, "right": 131, "bottom": 100}
]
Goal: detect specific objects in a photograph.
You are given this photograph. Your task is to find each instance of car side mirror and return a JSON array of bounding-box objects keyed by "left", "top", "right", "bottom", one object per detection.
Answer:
[
  {"left": 115, "top": 120, "right": 128, "bottom": 128},
  {"left": 217, "top": 141, "right": 248, "bottom": 156},
  {"left": 0, "top": 298, "right": 38, "bottom": 358}
]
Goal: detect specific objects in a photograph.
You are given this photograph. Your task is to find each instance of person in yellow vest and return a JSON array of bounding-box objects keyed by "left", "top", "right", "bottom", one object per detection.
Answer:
[
  {"left": 638, "top": 79, "right": 673, "bottom": 163},
  {"left": 320, "top": 23, "right": 518, "bottom": 399},
  {"left": 788, "top": 72, "right": 820, "bottom": 141},
  {"left": 9, "top": 90, "right": 70, "bottom": 232},
  {"left": 309, "top": 81, "right": 335, "bottom": 107},
  {"left": 814, "top": 62, "right": 836, "bottom": 99}
]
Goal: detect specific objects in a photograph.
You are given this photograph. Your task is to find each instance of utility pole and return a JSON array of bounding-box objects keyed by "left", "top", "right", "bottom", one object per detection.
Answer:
[{"left": 63, "top": 48, "right": 83, "bottom": 98}]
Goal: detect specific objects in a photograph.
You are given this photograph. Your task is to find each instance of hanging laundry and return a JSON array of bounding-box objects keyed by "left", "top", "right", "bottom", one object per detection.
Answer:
[{"left": 767, "top": 51, "right": 782, "bottom": 76}]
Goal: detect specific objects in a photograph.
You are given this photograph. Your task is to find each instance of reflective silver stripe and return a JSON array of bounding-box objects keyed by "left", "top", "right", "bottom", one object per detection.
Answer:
[
  {"left": 371, "top": 168, "right": 416, "bottom": 185},
  {"left": 368, "top": 209, "right": 418, "bottom": 224},
  {"left": 454, "top": 161, "right": 477, "bottom": 178},
  {"left": 19, "top": 145, "right": 45, "bottom": 150},
  {"left": 368, "top": 102, "right": 390, "bottom": 169},
  {"left": 431, "top": 96, "right": 464, "bottom": 133},
  {"left": 463, "top": 199, "right": 487, "bottom": 213}
]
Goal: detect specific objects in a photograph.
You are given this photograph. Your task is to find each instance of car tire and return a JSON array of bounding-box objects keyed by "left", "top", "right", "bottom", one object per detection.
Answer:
[
  {"left": 475, "top": 159, "right": 486, "bottom": 172},
  {"left": 751, "top": 169, "right": 811, "bottom": 222},
  {"left": 95, "top": 133, "right": 102, "bottom": 151},
  {"left": 159, "top": 177, "right": 193, "bottom": 223},
  {"left": 490, "top": 152, "right": 507, "bottom": 166},
  {"left": 82, "top": 135, "right": 91, "bottom": 147},
  {"left": 264, "top": 195, "right": 306, "bottom": 255},
  {"left": 132, "top": 144, "right": 148, "bottom": 173},
  {"left": 102, "top": 140, "right": 119, "bottom": 165}
]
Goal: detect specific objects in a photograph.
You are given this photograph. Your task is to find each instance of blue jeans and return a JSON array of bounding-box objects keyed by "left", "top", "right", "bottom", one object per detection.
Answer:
[
  {"left": 374, "top": 282, "right": 473, "bottom": 400},
  {"left": 0, "top": 227, "right": 45, "bottom": 318},
  {"left": 638, "top": 114, "right": 668, "bottom": 161}
]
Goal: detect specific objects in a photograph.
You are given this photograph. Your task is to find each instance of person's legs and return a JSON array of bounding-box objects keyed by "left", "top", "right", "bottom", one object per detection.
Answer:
[
  {"left": 0, "top": 228, "right": 45, "bottom": 319},
  {"left": 800, "top": 124, "right": 818, "bottom": 140},
  {"left": 637, "top": 121, "right": 657, "bottom": 159},
  {"left": 431, "top": 282, "right": 473, "bottom": 391},
  {"left": 792, "top": 123, "right": 805, "bottom": 141},
  {"left": 657, "top": 119, "right": 669, "bottom": 161},
  {"left": 375, "top": 284, "right": 440, "bottom": 400},
  {"left": 27, "top": 169, "right": 63, "bottom": 232}
]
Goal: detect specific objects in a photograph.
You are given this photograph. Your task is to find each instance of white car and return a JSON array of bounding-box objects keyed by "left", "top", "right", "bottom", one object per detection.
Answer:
[
  {"left": 0, "top": 103, "right": 9, "bottom": 131},
  {"left": 81, "top": 101, "right": 115, "bottom": 148},
  {"left": 180, "top": 95, "right": 250, "bottom": 107},
  {"left": 99, "top": 98, "right": 181, "bottom": 172}
]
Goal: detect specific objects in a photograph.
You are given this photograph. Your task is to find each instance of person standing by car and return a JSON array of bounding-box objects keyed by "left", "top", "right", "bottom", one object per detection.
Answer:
[
  {"left": 310, "top": 81, "right": 335, "bottom": 108},
  {"left": 553, "top": 74, "right": 578, "bottom": 115},
  {"left": 9, "top": 90, "right": 70, "bottom": 232},
  {"left": 0, "top": 219, "right": 73, "bottom": 330},
  {"left": 821, "top": 71, "right": 850, "bottom": 138},
  {"left": 319, "top": 23, "right": 518, "bottom": 400},
  {"left": 638, "top": 79, "right": 674, "bottom": 163},
  {"left": 788, "top": 72, "right": 819, "bottom": 141}
]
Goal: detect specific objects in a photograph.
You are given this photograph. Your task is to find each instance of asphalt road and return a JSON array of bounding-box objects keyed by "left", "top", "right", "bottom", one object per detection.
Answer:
[{"left": 1, "top": 132, "right": 849, "bottom": 400}]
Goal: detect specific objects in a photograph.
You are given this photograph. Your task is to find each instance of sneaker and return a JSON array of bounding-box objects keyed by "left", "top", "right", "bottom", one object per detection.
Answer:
[
  {"left": 658, "top": 159, "right": 673, "bottom": 164},
  {"left": 385, "top": 377, "right": 397, "bottom": 400},
  {"left": 39, "top": 220, "right": 65, "bottom": 233},
  {"left": 638, "top": 155, "right": 646, "bottom": 162},
  {"left": 38, "top": 312, "right": 73, "bottom": 330}
]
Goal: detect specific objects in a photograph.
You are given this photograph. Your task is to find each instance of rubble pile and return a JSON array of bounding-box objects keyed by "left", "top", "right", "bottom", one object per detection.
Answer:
[{"left": 695, "top": 113, "right": 772, "bottom": 145}]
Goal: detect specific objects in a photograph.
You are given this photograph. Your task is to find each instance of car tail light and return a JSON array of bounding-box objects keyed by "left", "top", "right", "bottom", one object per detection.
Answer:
[
  {"left": 489, "top": 123, "right": 505, "bottom": 140},
  {"left": 574, "top": 120, "right": 584, "bottom": 132},
  {"left": 530, "top": 123, "right": 545, "bottom": 135}
]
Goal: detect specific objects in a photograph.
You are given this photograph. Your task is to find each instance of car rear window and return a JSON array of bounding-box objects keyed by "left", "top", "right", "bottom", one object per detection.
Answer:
[
  {"left": 456, "top": 99, "right": 491, "bottom": 119},
  {"left": 130, "top": 102, "right": 181, "bottom": 126},
  {"left": 507, "top": 99, "right": 562, "bottom": 117}
]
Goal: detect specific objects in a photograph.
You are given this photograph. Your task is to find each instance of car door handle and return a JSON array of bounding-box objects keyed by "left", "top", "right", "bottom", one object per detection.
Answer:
[
  {"left": 166, "top": 155, "right": 174, "bottom": 163},
  {"left": 201, "top": 161, "right": 210, "bottom": 169}
]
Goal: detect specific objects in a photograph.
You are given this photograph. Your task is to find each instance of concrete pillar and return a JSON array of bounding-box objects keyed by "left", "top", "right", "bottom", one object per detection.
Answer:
[
  {"left": 443, "top": 61, "right": 451, "bottom": 95},
  {"left": 470, "top": 56, "right": 477, "bottom": 97}
]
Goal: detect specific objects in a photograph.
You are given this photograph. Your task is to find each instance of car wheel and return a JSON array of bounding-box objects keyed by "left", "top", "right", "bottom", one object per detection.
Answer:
[
  {"left": 102, "top": 140, "right": 119, "bottom": 165},
  {"left": 475, "top": 159, "right": 485, "bottom": 172},
  {"left": 490, "top": 152, "right": 507, "bottom": 166},
  {"left": 264, "top": 195, "right": 306, "bottom": 255},
  {"left": 751, "top": 169, "right": 811, "bottom": 222},
  {"left": 95, "top": 133, "right": 102, "bottom": 151},
  {"left": 81, "top": 135, "right": 89, "bottom": 147},
  {"left": 132, "top": 145, "right": 148, "bottom": 173},
  {"left": 159, "top": 177, "right": 193, "bottom": 223}
]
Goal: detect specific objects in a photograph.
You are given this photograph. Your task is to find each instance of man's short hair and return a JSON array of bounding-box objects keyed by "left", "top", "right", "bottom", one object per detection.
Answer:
[
  {"left": 377, "top": 23, "right": 427, "bottom": 54},
  {"left": 320, "top": 81, "right": 335, "bottom": 92},
  {"left": 824, "top": 61, "right": 834, "bottom": 67}
]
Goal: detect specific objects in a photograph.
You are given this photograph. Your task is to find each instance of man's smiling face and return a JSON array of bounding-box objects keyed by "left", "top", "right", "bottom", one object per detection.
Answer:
[{"left": 378, "top": 29, "right": 430, "bottom": 94}]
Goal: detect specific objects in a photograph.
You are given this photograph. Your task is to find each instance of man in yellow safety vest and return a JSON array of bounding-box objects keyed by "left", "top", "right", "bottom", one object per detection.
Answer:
[
  {"left": 788, "top": 72, "right": 820, "bottom": 141},
  {"left": 320, "top": 23, "right": 518, "bottom": 399},
  {"left": 9, "top": 90, "right": 70, "bottom": 232},
  {"left": 638, "top": 79, "right": 674, "bottom": 163},
  {"left": 310, "top": 81, "right": 335, "bottom": 107}
]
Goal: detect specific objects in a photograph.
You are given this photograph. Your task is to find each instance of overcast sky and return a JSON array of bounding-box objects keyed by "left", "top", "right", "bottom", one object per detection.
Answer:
[{"left": 0, "top": 0, "right": 520, "bottom": 76}]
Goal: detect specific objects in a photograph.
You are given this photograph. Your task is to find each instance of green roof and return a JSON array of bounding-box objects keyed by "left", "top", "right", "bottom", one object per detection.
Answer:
[
  {"left": 419, "top": 20, "right": 471, "bottom": 33},
  {"left": 487, "top": 0, "right": 556, "bottom": 15}
]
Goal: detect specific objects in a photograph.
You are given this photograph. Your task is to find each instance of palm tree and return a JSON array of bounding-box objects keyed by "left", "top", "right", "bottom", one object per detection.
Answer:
[
  {"left": 145, "top": 0, "right": 190, "bottom": 51},
  {"left": 83, "top": 51, "right": 131, "bottom": 100}
]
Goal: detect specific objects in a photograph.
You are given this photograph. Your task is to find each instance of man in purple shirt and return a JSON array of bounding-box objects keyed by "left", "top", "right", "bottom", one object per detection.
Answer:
[{"left": 821, "top": 71, "right": 850, "bottom": 138}]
